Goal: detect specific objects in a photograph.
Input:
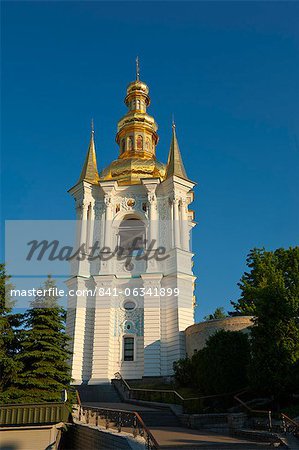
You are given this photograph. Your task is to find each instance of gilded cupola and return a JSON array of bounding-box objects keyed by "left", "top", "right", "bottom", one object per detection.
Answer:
[
  {"left": 75, "top": 60, "right": 191, "bottom": 188},
  {"left": 100, "top": 60, "right": 166, "bottom": 185}
]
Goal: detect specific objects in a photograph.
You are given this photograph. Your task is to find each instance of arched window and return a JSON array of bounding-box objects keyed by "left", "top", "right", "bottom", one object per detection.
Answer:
[
  {"left": 118, "top": 216, "right": 145, "bottom": 255},
  {"left": 128, "top": 136, "right": 133, "bottom": 151},
  {"left": 137, "top": 135, "right": 143, "bottom": 151},
  {"left": 123, "top": 336, "right": 134, "bottom": 361},
  {"left": 136, "top": 99, "right": 141, "bottom": 109},
  {"left": 121, "top": 139, "right": 125, "bottom": 153}
]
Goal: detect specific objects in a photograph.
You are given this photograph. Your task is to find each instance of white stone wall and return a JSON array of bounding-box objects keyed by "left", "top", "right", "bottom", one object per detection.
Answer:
[{"left": 67, "top": 175, "right": 196, "bottom": 383}]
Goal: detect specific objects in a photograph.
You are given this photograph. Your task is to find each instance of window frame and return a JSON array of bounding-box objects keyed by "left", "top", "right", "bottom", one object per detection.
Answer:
[{"left": 123, "top": 335, "right": 135, "bottom": 362}]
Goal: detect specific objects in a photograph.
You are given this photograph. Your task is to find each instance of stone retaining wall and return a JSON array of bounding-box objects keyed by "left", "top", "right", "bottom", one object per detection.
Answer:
[
  {"left": 61, "top": 423, "right": 143, "bottom": 450},
  {"left": 179, "top": 412, "right": 250, "bottom": 434},
  {"left": 185, "top": 316, "right": 254, "bottom": 356}
]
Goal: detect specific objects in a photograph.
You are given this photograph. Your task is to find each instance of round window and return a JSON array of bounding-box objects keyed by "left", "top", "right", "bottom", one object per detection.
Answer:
[{"left": 123, "top": 300, "right": 136, "bottom": 311}]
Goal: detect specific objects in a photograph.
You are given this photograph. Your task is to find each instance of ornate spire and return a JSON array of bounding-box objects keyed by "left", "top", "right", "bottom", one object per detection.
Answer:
[
  {"left": 136, "top": 56, "right": 140, "bottom": 81},
  {"left": 166, "top": 122, "right": 189, "bottom": 180},
  {"left": 78, "top": 121, "right": 99, "bottom": 184}
]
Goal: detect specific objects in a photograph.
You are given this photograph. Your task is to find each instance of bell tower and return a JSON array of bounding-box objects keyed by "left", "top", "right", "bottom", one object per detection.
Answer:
[{"left": 66, "top": 65, "right": 196, "bottom": 384}]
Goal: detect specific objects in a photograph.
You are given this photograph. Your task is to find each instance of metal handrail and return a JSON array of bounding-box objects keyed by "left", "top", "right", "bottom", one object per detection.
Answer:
[
  {"left": 281, "top": 412, "right": 299, "bottom": 434},
  {"left": 234, "top": 391, "right": 273, "bottom": 432},
  {"left": 76, "top": 389, "right": 82, "bottom": 406},
  {"left": 114, "top": 372, "right": 240, "bottom": 409},
  {"left": 234, "top": 392, "right": 271, "bottom": 415},
  {"left": 131, "top": 387, "right": 185, "bottom": 400},
  {"left": 78, "top": 404, "right": 160, "bottom": 449},
  {"left": 114, "top": 371, "right": 185, "bottom": 403}
]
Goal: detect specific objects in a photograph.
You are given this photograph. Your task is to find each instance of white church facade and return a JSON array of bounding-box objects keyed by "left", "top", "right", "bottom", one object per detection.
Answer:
[{"left": 66, "top": 71, "right": 196, "bottom": 384}]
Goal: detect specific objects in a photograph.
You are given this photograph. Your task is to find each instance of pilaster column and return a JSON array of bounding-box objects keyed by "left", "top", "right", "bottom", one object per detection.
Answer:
[
  {"left": 173, "top": 196, "right": 181, "bottom": 248},
  {"left": 66, "top": 277, "right": 89, "bottom": 384},
  {"left": 80, "top": 201, "right": 88, "bottom": 249},
  {"left": 90, "top": 275, "right": 115, "bottom": 383},
  {"left": 169, "top": 197, "right": 174, "bottom": 249},
  {"left": 74, "top": 200, "right": 90, "bottom": 277},
  {"left": 142, "top": 274, "right": 162, "bottom": 376},
  {"left": 87, "top": 201, "right": 95, "bottom": 254},
  {"left": 180, "top": 198, "right": 189, "bottom": 251},
  {"left": 104, "top": 195, "right": 113, "bottom": 249},
  {"left": 147, "top": 193, "right": 158, "bottom": 249},
  {"left": 89, "top": 201, "right": 101, "bottom": 275}
]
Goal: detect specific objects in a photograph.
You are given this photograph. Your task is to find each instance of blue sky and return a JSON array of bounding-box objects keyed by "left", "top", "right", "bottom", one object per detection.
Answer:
[{"left": 2, "top": 1, "right": 299, "bottom": 320}]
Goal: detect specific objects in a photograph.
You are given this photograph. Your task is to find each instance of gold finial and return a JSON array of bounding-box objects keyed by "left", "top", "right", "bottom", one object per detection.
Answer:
[
  {"left": 91, "top": 118, "right": 94, "bottom": 134},
  {"left": 172, "top": 114, "right": 176, "bottom": 129},
  {"left": 136, "top": 56, "right": 140, "bottom": 81}
]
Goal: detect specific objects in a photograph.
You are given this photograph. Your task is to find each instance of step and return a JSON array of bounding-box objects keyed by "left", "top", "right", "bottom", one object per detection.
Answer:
[
  {"left": 76, "top": 383, "right": 122, "bottom": 403},
  {"left": 138, "top": 410, "right": 181, "bottom": 427}
]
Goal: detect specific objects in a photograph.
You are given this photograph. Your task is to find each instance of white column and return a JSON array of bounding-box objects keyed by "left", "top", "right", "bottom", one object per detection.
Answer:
[
  {"left": 104, "top": 195, "right": 113, "bottom": 249},
  {"left": 169, "top": 197, "right": 174, "bottom": 249},
  {"left": 148, "top": 193, "right": 158, "bottom": 249},
  {"left": 173, "top": 197, "right": 181, "bottom": 248},
  {"left": 66, "top": 277, "right": 88, "bottom": 384},
  {"left": 142, "top": 275, "right": 162, "bottom": 376},
  {"left": 90, "top": 276, "right": 115, "bottom": 383},
  {"left": 77, "top": 201, "right": 89, "bottom": 276},
  {"left": 180, "top": 198, "right": 189, "bottom": 251},
  {"left": 86, "top": 202, "right": 95, "bottom": 254}
]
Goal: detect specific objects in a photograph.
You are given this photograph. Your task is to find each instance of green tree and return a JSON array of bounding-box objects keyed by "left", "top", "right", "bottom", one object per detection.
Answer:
[
  {"left": 11, "top": 276, "right": 72, "bottom": 402},
  {"left": 232, "top": 247, "right": 299, "bottom": 397},
  {"left": 192, "top": 330, "right": 250, "bottom": 394},
  {"left": 0, "top": 264, "right": 22, "bottom": 401},
  {"left": 203, "top": 307, "right": 227, "bottom": 321},
  {"left": 173, "top": 357, "right": 193, "bottom": 387}
]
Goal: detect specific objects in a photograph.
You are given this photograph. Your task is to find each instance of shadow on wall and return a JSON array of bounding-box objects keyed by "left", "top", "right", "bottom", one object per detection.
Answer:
[
  {"left": 1, "top": 445, "right": 19, "bottom": 450},
  {"left": 74, "top": 319, "right": 187, "bottom": 382}
]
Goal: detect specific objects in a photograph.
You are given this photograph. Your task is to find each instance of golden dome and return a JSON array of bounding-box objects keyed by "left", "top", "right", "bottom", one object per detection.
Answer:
[
  {"left": 100, "top": 157, "right": 165, "bottom": 185},
  {"left": 100, "top": 77, "right": 166, "bottom": 185},
  {"left": 75, "top": 61, "right": 190, "bottom": 189}
]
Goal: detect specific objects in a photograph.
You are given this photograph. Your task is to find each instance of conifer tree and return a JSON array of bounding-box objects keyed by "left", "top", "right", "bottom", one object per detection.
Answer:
[
  {"left": 13, "top": 276, "right": 72, "bottom": 402},
  {"left": 0, "top": 264, "right": 22, "bottom": 402}
]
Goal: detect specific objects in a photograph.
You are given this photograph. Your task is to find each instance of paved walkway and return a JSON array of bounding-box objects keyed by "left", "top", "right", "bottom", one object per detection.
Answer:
[
  {"left": 82, "top": 403, "right": 272, "bottom": 448},
  {"left": 149, "top": 427, "right": 270, "bottom": 448}
]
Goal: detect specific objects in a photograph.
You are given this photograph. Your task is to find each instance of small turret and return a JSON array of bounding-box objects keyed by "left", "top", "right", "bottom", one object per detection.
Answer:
[
  {"left": 78, "top": 121, "right": 100, "bottom": 184},
  {"left": 166, "top": 122, "right": 189, "bottom": 181}
]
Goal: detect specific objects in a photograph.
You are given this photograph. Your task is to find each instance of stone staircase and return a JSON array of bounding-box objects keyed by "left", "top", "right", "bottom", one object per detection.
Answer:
[
  {"left": 138, "top": 409, "right": 181, "bottom": 427},
  {"left": 76, "top": 383, "right": 122, "bottom": 403},
  {"left": 73, "top": 382, "right": 291, "bottom": 449}
]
